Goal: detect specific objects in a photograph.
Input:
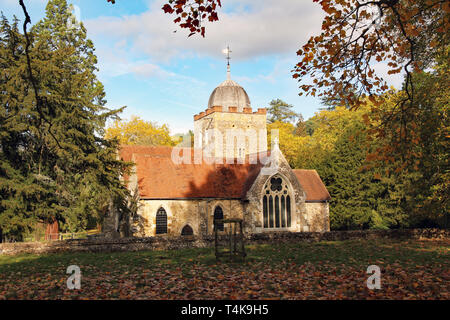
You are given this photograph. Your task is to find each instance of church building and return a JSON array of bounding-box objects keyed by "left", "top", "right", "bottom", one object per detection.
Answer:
[{"left": 117, "top": 61, "right": 331, "bottom": 238}]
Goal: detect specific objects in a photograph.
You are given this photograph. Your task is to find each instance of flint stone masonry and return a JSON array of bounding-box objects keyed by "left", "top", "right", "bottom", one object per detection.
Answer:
[
  {"left": 0, "top": 228, "right": 447, "bottom": 256},
  {"left": 193, "top": 105, "right": 268, "bottom": 159}
]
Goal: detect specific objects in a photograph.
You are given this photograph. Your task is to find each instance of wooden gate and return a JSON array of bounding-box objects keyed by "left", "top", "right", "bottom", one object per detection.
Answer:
[
  {"left": 45, "top": 220, "right": 59, "bottom": 240},
  {"left": 214, "top": 218, "right": 246, "bottom": 261}
]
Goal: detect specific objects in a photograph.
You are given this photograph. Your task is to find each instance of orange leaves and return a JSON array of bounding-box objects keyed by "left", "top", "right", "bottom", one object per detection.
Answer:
[
  {"left": 387, "top": 67, "right": 403, "bottom": 75},
  {"left": 366, "top": 152, "right": 377, "bottom": 162},
  {"left": 404, "top": 23, "right": 420, "bottom": 38},
  {"left": 292, "top": 0, "right": 447, "bottom": 114},
  {"left": 362, "top": 113, "right": 371, "bottom": 125},
  {"left": 444, "top": 1, "right": 450, "bottom": 13},
  {"left": 161, "top": 0, "right": 221, "bottom": 37},
  {"left": 162, "top": 4, "right": 174, "bottom": 14},
  {"left": 2, "top": 239, "right": 449, "bottom": 300},
  {"left": 429, "top": 39, "right": 439, "bottom": 48}
]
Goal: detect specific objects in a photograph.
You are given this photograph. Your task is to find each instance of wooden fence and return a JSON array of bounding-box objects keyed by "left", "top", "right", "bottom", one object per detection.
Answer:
[{"left": 22, "top": 229, "right": 101, "bottom": 242}]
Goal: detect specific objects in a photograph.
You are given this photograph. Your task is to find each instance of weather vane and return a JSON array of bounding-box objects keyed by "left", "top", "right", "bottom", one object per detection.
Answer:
[{"left": 222, "top": 46, "right": 232, "bottom": 79}]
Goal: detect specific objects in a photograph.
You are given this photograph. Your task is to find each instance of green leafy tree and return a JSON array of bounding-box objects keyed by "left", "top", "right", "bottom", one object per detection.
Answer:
[
  {"left": 304, "top": 118, "right": 318, "bottom": 136},
  {"left": 294, "top": 114, "right": 307, "bottom": 137},
  {"left": 320, "top": 88, "right": 357, "bottom": 110},
  {"left": 368, "top": 50, "right": 450, "bottom": 228},
  {"left": 267, "top": 99, "right": 299, "bottom": 124}
]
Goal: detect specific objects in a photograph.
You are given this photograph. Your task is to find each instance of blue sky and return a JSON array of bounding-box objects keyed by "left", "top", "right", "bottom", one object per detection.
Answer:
[{"left": 1, "top": 0, "right": 402, "bottom": 134}]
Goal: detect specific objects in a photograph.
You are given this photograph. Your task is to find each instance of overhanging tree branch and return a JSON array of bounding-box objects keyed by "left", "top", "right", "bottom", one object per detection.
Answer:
[{"left": 19, "top": 0, "right": 64, "bottom": 150}]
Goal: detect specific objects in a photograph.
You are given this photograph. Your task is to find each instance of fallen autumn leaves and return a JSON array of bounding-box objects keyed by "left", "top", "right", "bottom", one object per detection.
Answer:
[{"left": 0, "top": 238, "right": 448, "bottom": 300}]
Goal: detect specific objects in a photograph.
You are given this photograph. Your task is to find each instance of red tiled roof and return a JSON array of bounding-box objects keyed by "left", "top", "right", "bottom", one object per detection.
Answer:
[
  {"left": 119, "top": 145, "right": 262, "bottom": 199},
  {"left": 293, "top": 169, "right": 331, "bottom": 202},
  {"left": 119, "top": 145, "right": 175, "bottom": 162},
  {"left": 119, "top": 145, "right": 330, "bottom": 201}
]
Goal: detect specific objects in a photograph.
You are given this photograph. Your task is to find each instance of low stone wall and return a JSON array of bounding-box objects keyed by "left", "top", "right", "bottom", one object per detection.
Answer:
[
  {"left": 247, "top": 228, "right": 449, "bottom": 243},
  {"left": 0, "top": 236, "right": 209, "bottom": 256},
  {"left": 0, "top": 228, "right": 448, "bottom": 256}
]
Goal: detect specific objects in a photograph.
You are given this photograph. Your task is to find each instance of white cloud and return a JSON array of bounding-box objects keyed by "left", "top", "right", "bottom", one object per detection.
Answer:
[
  {"left": 93, "top": 42, "right": 174, "bottom": 79},
  {"left": 130, "top": 62, "right": 171, "bottom": 78},
  {"left": 84, "top": 0, "right": 325, "bottom": 63},
  {"left": 0, "top": 0, "right": 46, "bottom": 7},
  {"left": 234, "top": 56, "right": 295, "bottom": 84}
]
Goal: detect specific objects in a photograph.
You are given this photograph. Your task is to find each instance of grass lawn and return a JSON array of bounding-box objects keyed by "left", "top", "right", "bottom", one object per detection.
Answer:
[{"left": 0, "top": 238, "right": 448, "bottom": 300}]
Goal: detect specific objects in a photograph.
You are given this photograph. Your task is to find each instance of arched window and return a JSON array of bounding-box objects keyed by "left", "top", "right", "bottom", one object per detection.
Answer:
[
  {"left": 181, "top": 225, "right": 193, "bottom": 236},
  {"left": 262, "top": 175, "right": 292, "bottom": 229},
  {"left": 214, "top": 206, "right": 224, "bottom": 231},
  {"left": 155, "top": 208, "right": 167, "bottom": 234},
  {"left": 263, "top": 196, "right": 268, "bottom": 228}
]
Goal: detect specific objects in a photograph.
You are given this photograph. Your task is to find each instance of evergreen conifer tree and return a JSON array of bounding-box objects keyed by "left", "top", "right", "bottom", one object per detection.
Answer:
[{"left": 0, "top": 0, "right": 130, "bottom": 239}]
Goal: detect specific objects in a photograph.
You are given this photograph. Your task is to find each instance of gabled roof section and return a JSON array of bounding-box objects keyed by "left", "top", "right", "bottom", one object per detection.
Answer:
[
  {"left": 292, "top": 169, "right": 331, "bottom": 202},
  {"left": 119, "top": 145, "right": 262, "bottom": 199},
  {"left": 119, "top": 145, "right": 331, "bottom": 202}
]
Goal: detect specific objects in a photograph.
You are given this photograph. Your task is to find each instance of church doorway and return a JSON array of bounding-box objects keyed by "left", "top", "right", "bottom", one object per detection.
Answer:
[{"left": 181, "top": 225, "right": 193, "bottom": 236}]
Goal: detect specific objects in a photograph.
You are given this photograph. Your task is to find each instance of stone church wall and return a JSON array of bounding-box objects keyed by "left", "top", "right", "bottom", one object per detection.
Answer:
[
  {"left": 133, "top": 198, "right": 331, "bottom": 237},
  {"left": 132, "top": 196, "right": 329, "bottom": 237},
  {"left": 305, "top": 202, "right": 330, "bottom": 232},
  {"left": 134, "top": 199, "right": 246, "bottom": 237},
  {"left": 193, "top": 107, "right": 267, "bottom": 159}
]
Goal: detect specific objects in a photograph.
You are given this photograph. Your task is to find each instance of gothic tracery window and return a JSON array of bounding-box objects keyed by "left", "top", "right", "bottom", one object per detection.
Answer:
[
  {"left": 155, "top": 207, "right": 167, "bottom": 234},
  {"left": 262, "top": 175, "right": 292, "bottom": 229}
]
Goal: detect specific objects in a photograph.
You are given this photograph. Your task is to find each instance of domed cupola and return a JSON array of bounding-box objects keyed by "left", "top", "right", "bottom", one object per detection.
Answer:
[
  {"left": 193, "top": 47, "right": 267, "bottom": 159},
  {"left": 207, "top": 49, "right": 251, "bottom": 112},
  {"left": 208, "top": 79, "right": 250, "bottom": 112},
  {"left": 207, "top": 79, "right": 251, "bottom": 112}
]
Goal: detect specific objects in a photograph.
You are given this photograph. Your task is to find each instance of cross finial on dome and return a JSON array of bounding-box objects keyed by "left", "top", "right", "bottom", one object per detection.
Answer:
[{"left": 222, "top": 46, "right": 232, "bottom": 80}]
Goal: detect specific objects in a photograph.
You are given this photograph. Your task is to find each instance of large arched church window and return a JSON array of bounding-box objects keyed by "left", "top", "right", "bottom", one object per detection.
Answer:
[
  {"left": 262, "top": 175, "right": 292, "bottom": 229},
  {"left": 155, "top": 207, "right": 167, "bottom": 234},
  {"left": 213, "top": 206, "right": 224, "bottom": 231}
]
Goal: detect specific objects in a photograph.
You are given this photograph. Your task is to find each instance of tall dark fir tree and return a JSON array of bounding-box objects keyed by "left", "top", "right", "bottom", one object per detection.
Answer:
[{"left": 0, "top": 0, "right": 130, "bottom": 240}]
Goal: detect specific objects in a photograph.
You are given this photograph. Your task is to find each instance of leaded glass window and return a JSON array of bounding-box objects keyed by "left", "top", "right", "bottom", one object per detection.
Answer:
[
  {"left": 263, "top": 195, "right": 268, "bottom": 228},
  {"left": 156, "top": 207, "right": 167, "bottom": 234},
  {"left": 262, "top": 175, "right": 292, "bottom": 229},
  {"left": 214, "top": 206, "right": 224, "bottom": 231}
]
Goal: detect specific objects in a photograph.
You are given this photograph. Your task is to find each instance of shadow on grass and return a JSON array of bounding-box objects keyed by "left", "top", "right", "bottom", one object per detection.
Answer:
[{"left": 0, "top": 239, "right": 448, "bottom": 278}]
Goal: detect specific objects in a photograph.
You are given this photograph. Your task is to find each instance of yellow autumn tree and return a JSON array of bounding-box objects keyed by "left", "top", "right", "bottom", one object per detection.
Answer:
[
  {"left": 296, "top": 103, "right": 374, "bottom": 168},
  {"left": 105, "top": 116, "right": 179, "bottom": 146},
  {"left": 267, "top": 121, "right": 305, "bottom": 167},
  {"left": 267, "top": 106, "right": 369, "bottom": 169}
]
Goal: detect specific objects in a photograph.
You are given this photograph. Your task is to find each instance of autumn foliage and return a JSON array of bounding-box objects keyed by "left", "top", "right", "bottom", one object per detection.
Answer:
[
  {"left": 293, "top": 1, "right": 449, "bottom": 104},
  {"left": 105, "top": 116, "right": 179, "bottom": 146},
  {"left": 1, "top": 239, "right": 448, "bottom": 300},
  {"left": 161, "top": 0, "right": 221, "bottom": 37}
]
